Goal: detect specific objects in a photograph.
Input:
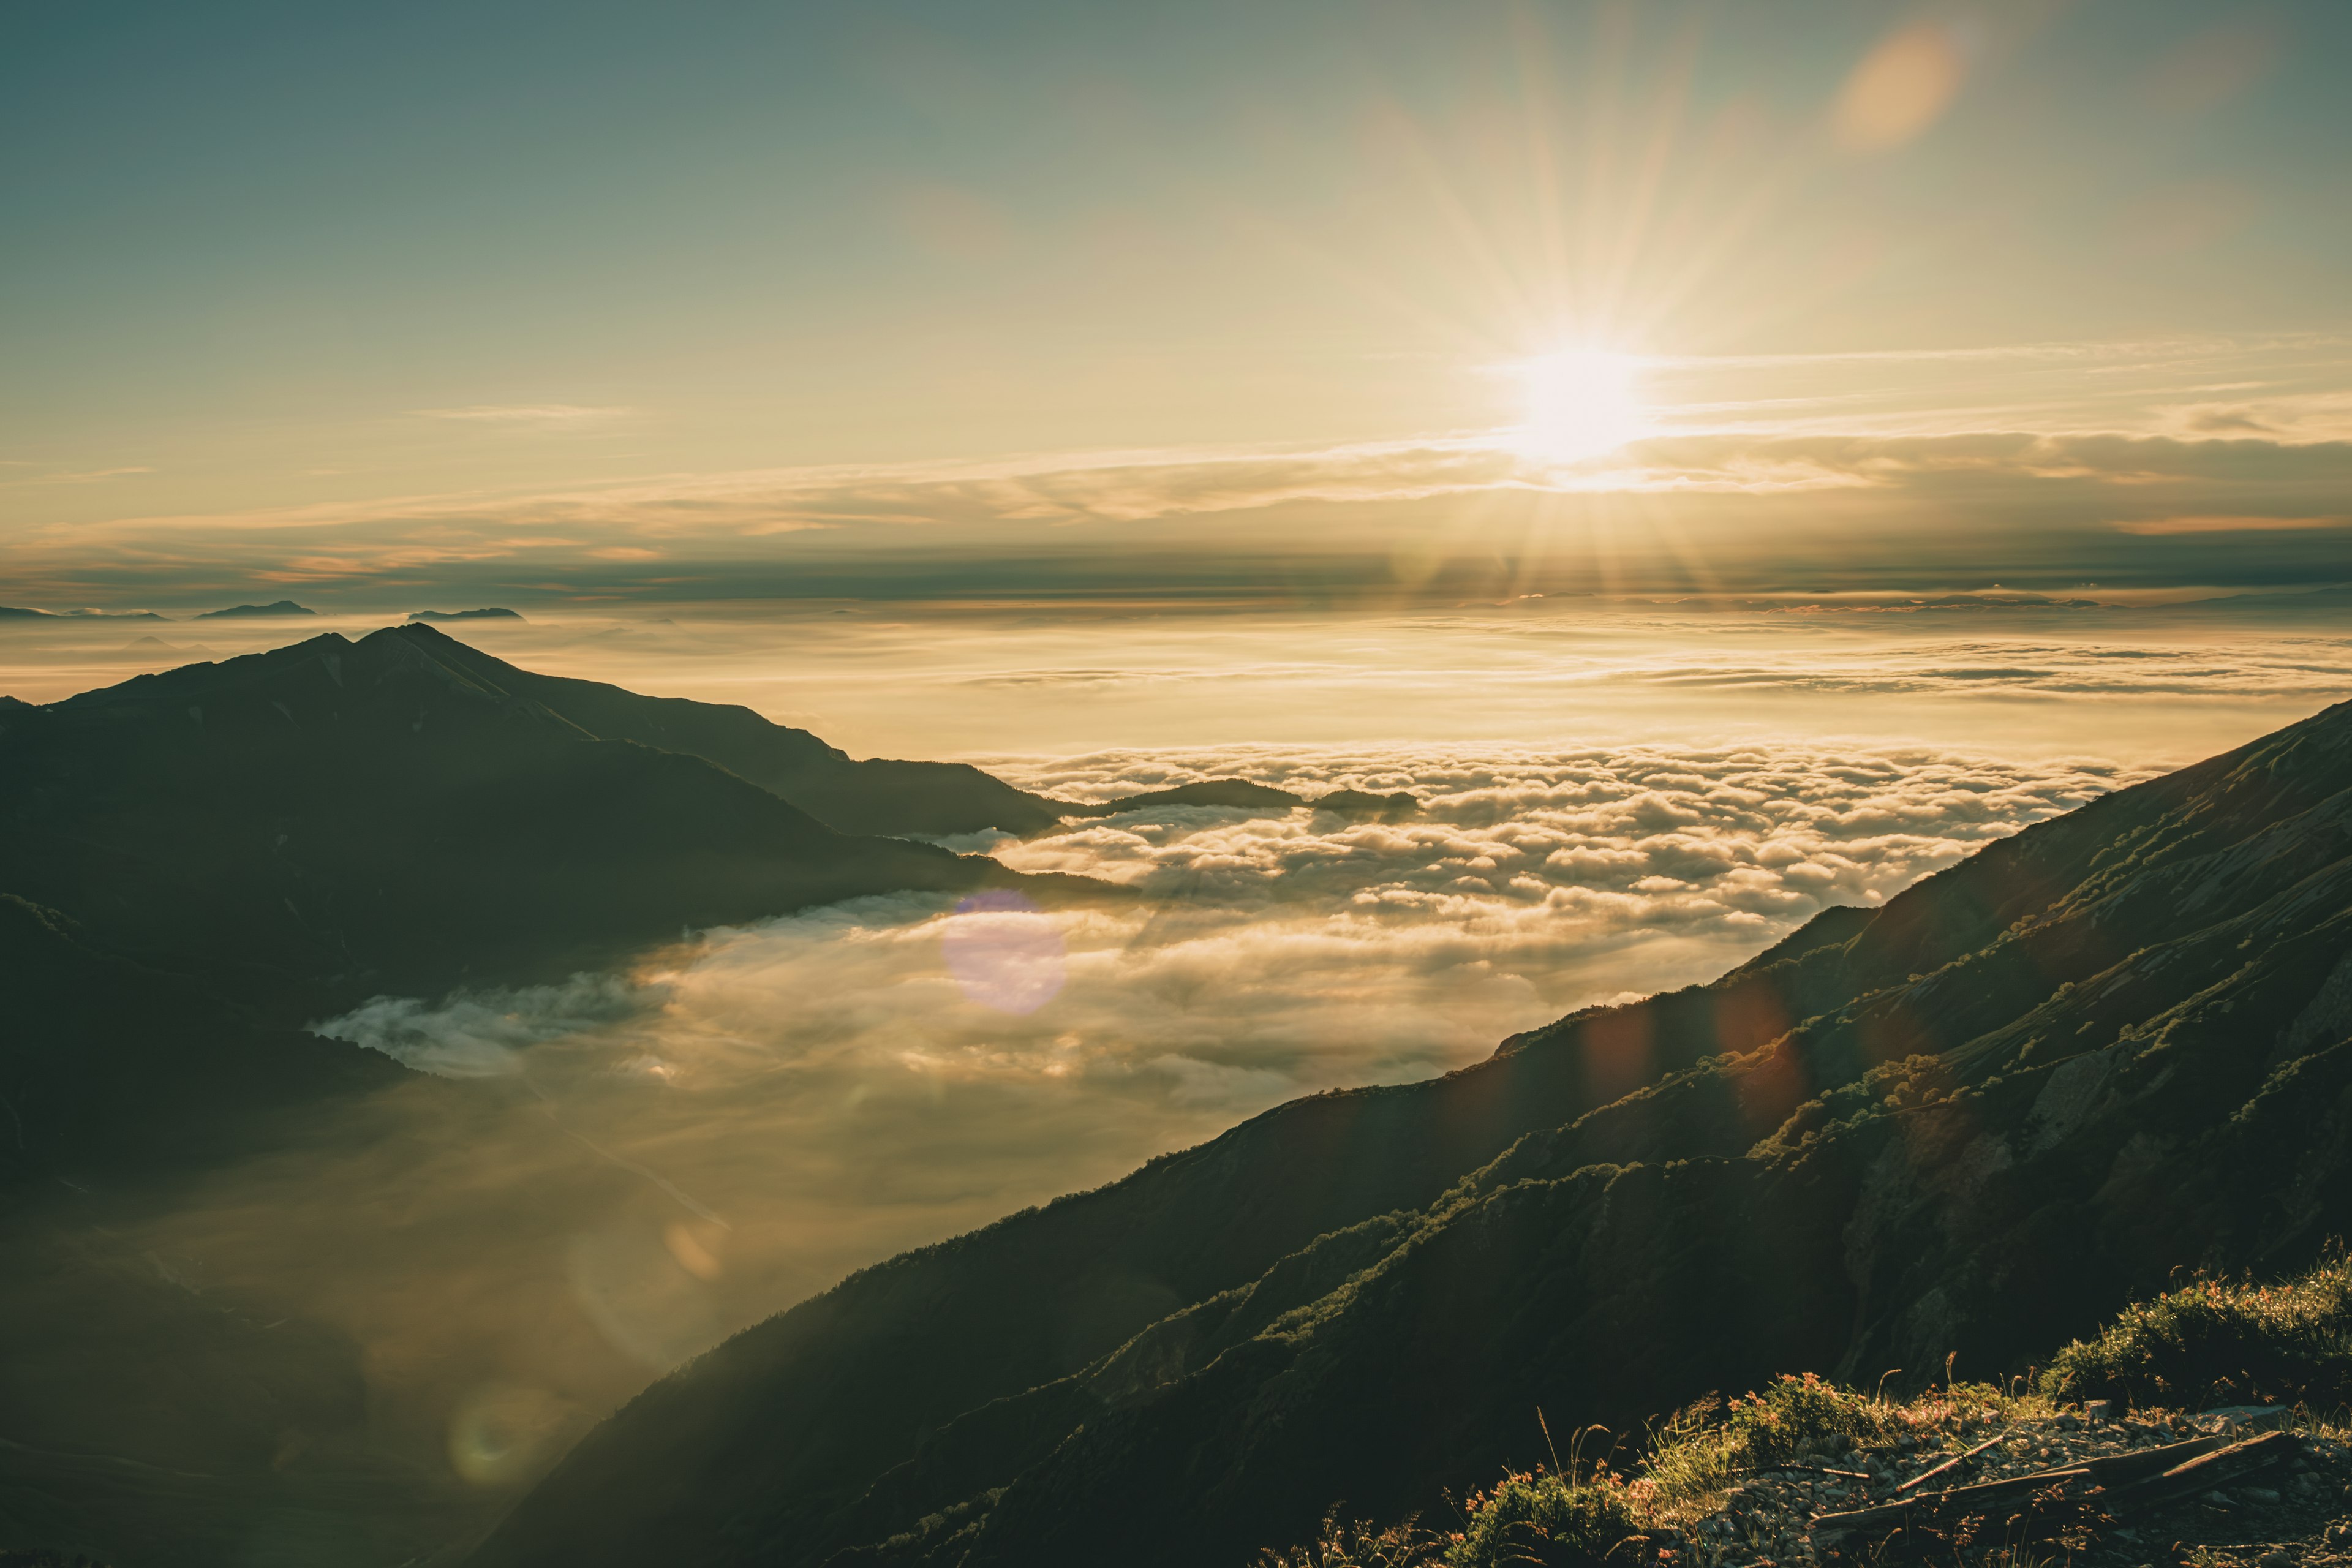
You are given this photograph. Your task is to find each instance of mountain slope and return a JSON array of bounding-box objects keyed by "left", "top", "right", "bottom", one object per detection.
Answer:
[
  {"left": 401, "top": 625, "right": 1072, "bottom": 837},
  {"left": 0, "top": 897, "right": 481, "bottom": 1566},
  {"left": 0, "top": 625, "right": 1069, "bottom": 1007},
  {"left": 471, "top": 699, "right": 2352, "bottom": 1568}
]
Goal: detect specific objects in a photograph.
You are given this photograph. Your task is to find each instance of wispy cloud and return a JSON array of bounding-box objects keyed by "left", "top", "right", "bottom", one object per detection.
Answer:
[
  {"left": 9, "top": 331, "right": 2352, "bottom": 603},
  {"left": 10, "top": 465, "right": 155, "bottom": 486},
  {"left": 412, "top": 404, "right": 638, "bottom": 427},
  {"left": 2114, "top": 513, "right": 2352, "bottom": 537}
]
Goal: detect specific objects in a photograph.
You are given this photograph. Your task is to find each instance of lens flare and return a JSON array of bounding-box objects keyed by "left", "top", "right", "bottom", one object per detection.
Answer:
[{"left": 940, "top": 890, "right": 1068, "bottom": 1015}]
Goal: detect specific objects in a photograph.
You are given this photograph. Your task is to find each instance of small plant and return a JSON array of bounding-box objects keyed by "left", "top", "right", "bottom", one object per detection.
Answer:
[
  {"left": 1258, "top": 1508, "right": 1442, "bottom": 1568},
  {"left": 1716, "top": 1372, "right": 1893, "bottom": 1467},
  {"left": 1443, "top": 1467, "right": 1637, "bottom": 1568},
  {"left": 2042, "top": 1252, "right": 2352, "bottom": 1409}
]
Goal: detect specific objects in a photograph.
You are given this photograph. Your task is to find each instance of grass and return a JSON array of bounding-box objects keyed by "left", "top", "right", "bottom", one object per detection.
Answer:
[
  {"left": 1261, "top": 1373, "right": 2036, "bottom": 1567},
  {"left": 2042, "top": 1252, "right": 2352, "bottom": 1409},
  {"left": 1266, "top": 1254, "right": 2352, "bottom": 1567}
]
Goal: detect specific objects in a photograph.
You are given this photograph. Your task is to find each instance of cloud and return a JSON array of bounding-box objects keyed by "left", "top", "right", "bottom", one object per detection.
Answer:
[
  {"left": 114, "top": 736, "right": 2160, "bottom": 1495},
  {"left": 308, "top": 739, "right": 2143, "bottom": 1139},
  {"left": 412, "top": 405, "right": 638, "bottom": 427},
  {"left": 9, "top": 331, "right": 2352, "bottom": 604},
  {"left": 315, "top": 974, "right": 652, "bottom": 1077},
  {"left": 10, "top": 466, "right": 154, "bottom": 486},
  {"left": 2115, "top": 514, "right": 2351, "bottom": 537}
]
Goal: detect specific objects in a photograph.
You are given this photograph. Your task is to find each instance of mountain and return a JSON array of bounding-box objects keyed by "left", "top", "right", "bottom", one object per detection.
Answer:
[
  {"left": 194, "top": 600, "right": 316, "bottom": 619},
  {"left": 387, "top": 626, "right": 1074, "bottom": 838},
  {"left": 120, "top": 635, "right": 215, "bottom": 657},
  {"left": 1061, "top": 778, "right": 1419, "bottom": 821},
  {"left": 0, "top": 894, "right": 488, "bottom": 1565},
  {"left": 408, "top": 607, "right": 526, "bottom": 622},
  {"left": 471, "top": 698, "right": 2352, "bottom": 1568},
  {"left": 0, "top": 625, "right": 1091, "bottom": 1010},
  {"left": 0, "top": 605, "right": 165, "bottom": 620},
  {"left": 0, "top": 627, "right": 1125, "bottom": 1564}
]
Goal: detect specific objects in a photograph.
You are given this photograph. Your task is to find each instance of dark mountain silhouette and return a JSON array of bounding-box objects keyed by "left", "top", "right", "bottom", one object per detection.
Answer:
[
  {"left": 472, "top": 698, "right": 2352, "bottom": 1568},
  {"left": 194, "top": 601, "right": 316, "bottom": 619},
  {"left": 0, "top": 625, "right": 1096, "bottom": 1010},
  {"left": 0, "top": 606, "right": 165, "bottom": 620},
  {"left": 386, "top": 626, "right": 1075, "bottom": 839},
  {"left": 0, "top": 894, "right": 402, "bottom": 1186},
  {"left": 0, "top": 897, "right": 480, "bottom": 1565},
  {"left": 119, "top": 635, "right": 214, "bottom": 657},
  {"left": 407, "top": 607, "right": 525, "bottom": 622},
  {"left": 0, "top": 629, "right": 1128, "bottom": 1564},
  {"left": 1062, "top": 778, "right": 1419, "bottom": 821}
]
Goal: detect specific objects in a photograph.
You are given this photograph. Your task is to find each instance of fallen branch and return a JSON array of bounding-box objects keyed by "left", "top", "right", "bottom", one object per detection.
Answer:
[
  {"left": 1895, "top": 1433, "right": 2006, "bottom": 1493},
  {"left": 1812, "top": 1430, "right": 2299, "bottom": 1550},
  {"left": 2103, "top": 1430, "right": 2299, "bottom": 1516}
]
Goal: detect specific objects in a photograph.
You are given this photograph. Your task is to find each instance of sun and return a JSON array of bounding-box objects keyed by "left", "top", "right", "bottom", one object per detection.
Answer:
[{"left": 1510, "top": 347, "right": 1651, "bottom": 463}]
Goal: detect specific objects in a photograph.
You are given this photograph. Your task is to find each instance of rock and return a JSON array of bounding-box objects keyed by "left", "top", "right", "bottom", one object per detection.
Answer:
[
  {"left": 2084, "top": 1400, "right": 2115, "bottom": 1422},
  {"left": 2240, "top": 1486, "right": 2281, "bottom": 1505}
]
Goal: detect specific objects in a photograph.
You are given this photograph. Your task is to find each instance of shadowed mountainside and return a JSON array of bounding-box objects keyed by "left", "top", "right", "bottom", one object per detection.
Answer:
[
  {"left": 0, "top": 895, "right": 481, "bottom": 1566},
  {"left": 0, "top": 628, "right": 1131, "bottom": 1564},
  {"left": 472, "top": 698, "right": 2352, "bottom": 1568},
  {"left": 0, "top": 624, "right": 1101, "bottom": 1009},
  {"left": 392, "top": 627, "right": 1076, "bottom": 838}
]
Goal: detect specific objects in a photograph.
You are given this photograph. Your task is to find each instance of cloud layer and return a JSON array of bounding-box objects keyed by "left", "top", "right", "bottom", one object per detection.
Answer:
[
  {"left": 9, "top": 331, "right": 2351, "bottom": 608},
  {"left": 120, "top": 733, "right": 2173, "bottom": 1509}
]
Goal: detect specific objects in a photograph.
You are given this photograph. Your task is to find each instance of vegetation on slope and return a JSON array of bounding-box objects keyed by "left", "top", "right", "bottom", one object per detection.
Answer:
[
  {"left": 2044, "top": 1251, "right": 2352, "bottom": 1411},
  {"left": 1268, "top": 1254, "right": 2352, "bottom": 1567},
  {"left": 473, "top": 698, "right": 2352, "bottom": 1568}
]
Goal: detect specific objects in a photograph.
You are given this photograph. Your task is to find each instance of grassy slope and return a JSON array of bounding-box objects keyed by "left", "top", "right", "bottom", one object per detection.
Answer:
[
  {"left": 472, "top": 701, "right": 2352, "bottom": 1568},
  {"left": 1268, "top": 1251, "right": 2352, "bottom": 1567}
]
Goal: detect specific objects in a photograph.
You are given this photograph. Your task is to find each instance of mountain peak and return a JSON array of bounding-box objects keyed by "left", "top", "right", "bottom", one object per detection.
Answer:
[{"left": 195, "top": 600, "right": 317, "bottom": 619}]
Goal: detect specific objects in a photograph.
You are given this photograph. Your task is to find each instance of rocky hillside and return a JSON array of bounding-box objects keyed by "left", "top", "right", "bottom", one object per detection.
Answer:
[{"left": 470, "top": 698, "right": 2352, "bottom": 1568}]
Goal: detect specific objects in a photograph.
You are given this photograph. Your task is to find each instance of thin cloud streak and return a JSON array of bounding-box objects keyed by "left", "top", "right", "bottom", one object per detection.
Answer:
[{"left": 412, "top": 405, "right": 639, "bottom": 426}]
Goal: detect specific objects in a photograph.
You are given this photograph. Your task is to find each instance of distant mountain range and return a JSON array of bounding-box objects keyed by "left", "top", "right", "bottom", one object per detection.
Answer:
[
  {"left": 192, "top": 600, "right": 318, "bottom": 619},
  {"left": 0, "top": 605, "right": 166, "bottom": 620},
  {"left": 467, "top": 698, "right": 2352, "bottom": 1568}
]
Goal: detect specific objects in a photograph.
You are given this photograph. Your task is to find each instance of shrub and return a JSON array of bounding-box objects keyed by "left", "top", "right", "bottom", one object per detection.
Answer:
[
  {"left": 2043, "top": 1253, "right": 2352, "bottom": 1409},
  {"left": 1444, "top": 1468, "right": 1637, "bottom": 1568},
  {"left": 1719, "top": 1373, "right": 1893, "bottom": 1466}
]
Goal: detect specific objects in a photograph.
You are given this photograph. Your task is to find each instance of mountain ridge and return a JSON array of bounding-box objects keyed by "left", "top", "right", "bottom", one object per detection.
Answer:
[
  {"left": 0, "top": 624, "right": 1105, "bottom": 1010},
  {"left": 469, "top": 696, "right": 2352, "bottom": 1568}
]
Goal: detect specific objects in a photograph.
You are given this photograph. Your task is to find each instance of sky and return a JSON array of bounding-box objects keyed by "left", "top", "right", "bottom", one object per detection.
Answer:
[{"left": 4, "top": 0, "right": 2350, "bottom": 610}]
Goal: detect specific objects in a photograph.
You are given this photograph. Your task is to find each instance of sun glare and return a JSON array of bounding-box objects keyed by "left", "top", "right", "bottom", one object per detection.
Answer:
[{"left": 1511, "top": 347, "right": 1651, "bottom": 464}]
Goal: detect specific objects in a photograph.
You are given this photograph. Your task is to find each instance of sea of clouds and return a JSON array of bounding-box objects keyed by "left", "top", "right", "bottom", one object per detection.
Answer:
[{"left": 252, "top": 739, "right": 2147, "bottom": 1415}]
